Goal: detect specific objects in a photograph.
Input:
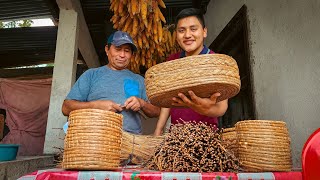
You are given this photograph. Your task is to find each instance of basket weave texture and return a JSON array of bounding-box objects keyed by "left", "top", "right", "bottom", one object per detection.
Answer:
[
  {"left": 120, "top": 131, "right": 164, "bottom": 164},
  {"left": 62, "top": 109, "right": 123, "bottom": 170},
  {"left": 235, "top": 120, "right": 292, "bottom": 172},
  {"left": 145, "top": 54, "right": 241, "bottom": 107},
  {"left": 222, "top": 127, "right": 238, "bottom": 158}
]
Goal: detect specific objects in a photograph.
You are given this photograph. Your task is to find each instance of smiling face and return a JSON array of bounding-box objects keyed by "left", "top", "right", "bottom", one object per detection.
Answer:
[
  {"left": 105, "top": 44, "right": 133, "bottom": 70},
  {"left": 176, "top": 16, "right": 207, "bottom": 56}
]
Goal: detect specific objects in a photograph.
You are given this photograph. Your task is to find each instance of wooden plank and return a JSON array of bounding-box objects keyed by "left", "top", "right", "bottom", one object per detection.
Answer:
[
  {"left": 56, "top": 0, "right": 100, "bottom": 68},
  {"left": 44, "top": 9, "right": 79, "bottom": 154}
]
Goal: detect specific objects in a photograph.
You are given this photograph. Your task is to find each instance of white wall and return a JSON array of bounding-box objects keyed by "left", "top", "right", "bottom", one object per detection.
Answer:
[{"left": 204, "top": 0, "right": 320, "bottom": 168}]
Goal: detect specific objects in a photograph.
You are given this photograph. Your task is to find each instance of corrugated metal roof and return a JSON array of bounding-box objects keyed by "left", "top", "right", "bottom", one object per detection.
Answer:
[
  {"left": 0, "top": 0, "right": 53, "bottom": 21},
  {"left": 0, "top": 27, "right": 57, "bottom": 68},
  {"left": 81, "top": 0, "right": 211, "bottom": 66},
  {"left": 0, "top": 0, "right": 211, "bottom": 68}
]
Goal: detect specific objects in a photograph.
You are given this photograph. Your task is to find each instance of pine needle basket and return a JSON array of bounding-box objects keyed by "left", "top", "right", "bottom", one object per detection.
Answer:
[
  {"left": 222, "top": 127, "right": 238, "bottom": 158},
  {"left": 235, "top": 120, "right": 292, "bottom": 172},
  {"left": 145, "top": 54, "right": 241, "bottom": 107},
  {"left": 120, "top": 131, "right": 164, "bottom": 164},
  {"left": 62, "top": 109, "right": 123, "bottom": 170}
]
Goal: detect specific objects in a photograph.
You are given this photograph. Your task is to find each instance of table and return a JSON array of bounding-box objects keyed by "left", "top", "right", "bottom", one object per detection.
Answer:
[{"left": 18, "top": 167, "right": 302, "bottom": 180}]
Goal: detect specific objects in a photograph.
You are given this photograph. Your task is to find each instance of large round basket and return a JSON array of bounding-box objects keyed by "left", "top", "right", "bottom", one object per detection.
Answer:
[
  {"left": 62, "top": 109, "right": 123, "bottom": 170},
  {"left": 235, "top": 120, "right": 292, "bottom": 172},
  {"left": 222, "top": 127, "right": 238, "bottom": 158},
  {"left": 145, "top": 54, "right": 241, "bottom": 107}
]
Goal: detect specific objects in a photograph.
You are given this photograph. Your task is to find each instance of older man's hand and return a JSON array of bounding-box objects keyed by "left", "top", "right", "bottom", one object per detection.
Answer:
[
  {"left": 91, "top": 100, "right": 123, "bottom": 112},
  {"left": 123, "top": 96, "right": 145, "bottom": 112}
]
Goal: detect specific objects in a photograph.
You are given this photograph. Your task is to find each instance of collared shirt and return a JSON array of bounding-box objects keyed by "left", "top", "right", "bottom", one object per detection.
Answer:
[{"left": 180, "top": 45, "right": 211, "bottom": 58}]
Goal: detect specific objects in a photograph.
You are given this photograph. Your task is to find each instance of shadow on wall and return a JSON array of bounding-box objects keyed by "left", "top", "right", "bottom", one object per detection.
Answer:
[{"left": 0, "top": 109, "right": 9, "bottom": 141}]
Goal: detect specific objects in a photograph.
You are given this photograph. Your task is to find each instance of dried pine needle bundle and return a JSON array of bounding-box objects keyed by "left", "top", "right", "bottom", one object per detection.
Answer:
[
  {"left": 145, "top": 122, "right": 239, "bottom": 172},
  {"left": 58, "top": 131, "right": 165, "bottom": 167},
  {"left": 120, "top": 131, "right": 165, "bottom": 164}
]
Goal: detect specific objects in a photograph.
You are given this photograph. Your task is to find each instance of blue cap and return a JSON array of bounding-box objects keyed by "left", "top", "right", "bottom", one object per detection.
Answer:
[{"left": 107, "top": 31, "right": 137, "bottom": 52}]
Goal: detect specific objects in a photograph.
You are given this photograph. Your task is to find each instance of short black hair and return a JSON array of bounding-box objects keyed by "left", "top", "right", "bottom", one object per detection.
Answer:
[{"left": 175, "top": 8, "right": 206, "bottom": 28}]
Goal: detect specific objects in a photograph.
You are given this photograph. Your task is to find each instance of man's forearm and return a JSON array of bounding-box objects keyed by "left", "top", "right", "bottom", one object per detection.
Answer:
[
  {"left": 141, "top": 102, "right": 160, "bottom": 118},
  {"left": 62, "top": 100, "right": 93, "bottom": 116}
]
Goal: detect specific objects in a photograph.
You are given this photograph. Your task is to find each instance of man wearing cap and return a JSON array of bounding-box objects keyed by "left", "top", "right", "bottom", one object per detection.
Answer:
[{"left": 62, "top": 31, "right": 160, "bottom": 134}]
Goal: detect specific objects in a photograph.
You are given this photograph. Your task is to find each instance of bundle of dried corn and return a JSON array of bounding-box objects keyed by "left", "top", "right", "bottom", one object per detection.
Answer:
[
  {"left": 145, "top": 122, "right": 239, "bottom": 172},
  {"left": 109, "top": 0, "right": 180, "bottom": 73}
]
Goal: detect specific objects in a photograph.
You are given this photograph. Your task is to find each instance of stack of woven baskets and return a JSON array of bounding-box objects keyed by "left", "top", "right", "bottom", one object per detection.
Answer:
[
  {"left": 145, "top": 54, "right": 241, "bottom": 107},
  {"left": 222, "top": 127, "right": 238, "bottom": 158},
  {"left": 235, "top": 120, "right": 292, "bottom": 172},
  {"left": 62, "top": 109, "right": 123, "bottom": 170}
]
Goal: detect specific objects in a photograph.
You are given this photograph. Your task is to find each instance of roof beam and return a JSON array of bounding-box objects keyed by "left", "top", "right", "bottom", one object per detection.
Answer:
[
  {"left": 44, "top": 8, "right": 79, "bottom": 154},
  {"left": 0, "top": 67, "right": 53, "bottom": 78},
  {"left": 44, "top": 0, "right": 60, "bottom": 24},
  {"left": 56, "top": 0, "right": 100, "bottom": 68}
]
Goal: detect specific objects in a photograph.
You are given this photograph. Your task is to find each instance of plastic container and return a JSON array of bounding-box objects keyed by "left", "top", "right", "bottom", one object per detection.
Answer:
[
  {"left": 0, "top": 144, "right": 19, "bottom": 161},
  {"left": 302, "top": 128, "right": 320, "bottom": 180}
]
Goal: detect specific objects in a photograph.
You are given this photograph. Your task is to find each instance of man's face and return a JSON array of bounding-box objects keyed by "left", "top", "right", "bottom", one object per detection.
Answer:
[
  {"left": 105, "top": 44, "right": 133, "bottom": 70},
  {"left": 176, "top": 16, "right": 207, "bottom": 56}
]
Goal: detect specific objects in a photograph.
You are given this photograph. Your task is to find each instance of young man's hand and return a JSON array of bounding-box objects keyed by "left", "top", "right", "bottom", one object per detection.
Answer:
[
  {"left": 154, "top": 128, "right": 163, "bottom": 136},
  {"left": 171, "top": 91, "right": 227, "bottom": 117}
]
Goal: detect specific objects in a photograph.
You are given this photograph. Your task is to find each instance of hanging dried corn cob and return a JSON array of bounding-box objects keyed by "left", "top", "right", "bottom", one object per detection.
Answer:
[{"left": 109, "top": 0, "right": 180, "bottom": 73}]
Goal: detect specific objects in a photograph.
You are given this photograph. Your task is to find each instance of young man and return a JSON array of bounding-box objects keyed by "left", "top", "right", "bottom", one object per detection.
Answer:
[
  {"left": 62, "top": 31, "right": 160, "bottom": 134},
  {"left": 154, "top": 8, "right": 228, "bottom": 135}
]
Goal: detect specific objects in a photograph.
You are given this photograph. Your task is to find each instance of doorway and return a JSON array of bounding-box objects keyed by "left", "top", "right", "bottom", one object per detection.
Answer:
[{"left": 209, "top": 5, "right": 256, "bottom": 128}]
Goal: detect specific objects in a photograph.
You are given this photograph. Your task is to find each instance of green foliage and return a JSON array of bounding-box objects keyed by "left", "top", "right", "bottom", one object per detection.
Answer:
[
  {"left": 0, "top": 19, "right": 33, "bottom": 28},
  {"left": 6, "top": 21, "right": 17, "bottom": 28},
  {"left": 18, "top": 20, "right": 34, "bottom": 27}
]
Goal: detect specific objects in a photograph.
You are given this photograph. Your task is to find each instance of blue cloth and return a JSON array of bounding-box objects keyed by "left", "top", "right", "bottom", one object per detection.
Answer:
[
  {"left": 66, "top": 66, "right": 148, "bottom": 134},
  {"left": 123, "top": 79, "right": 140, "bottom": 98},
  {"left": 107, "top": 31, "right": 137, "bottom": 52}
]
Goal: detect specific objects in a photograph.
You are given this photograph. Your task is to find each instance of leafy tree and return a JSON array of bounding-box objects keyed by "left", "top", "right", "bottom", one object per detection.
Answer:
[
  {"left": 18, "top": 20, "right": 33, "bottom": 27},
  {"left": 0, "top": 19, "right": 33, "bottom": 28},
  {"left": 5, "top": 21, "right": 17, "bottom": 28}
]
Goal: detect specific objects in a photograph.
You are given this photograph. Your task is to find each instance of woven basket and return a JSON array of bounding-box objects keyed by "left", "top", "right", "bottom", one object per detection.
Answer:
[
  {"left": 62, "top": 109, "right": 123, "bottom": 170},
  {"left": 120, "top": 131, "right": 164, "bottom": 164},
  {"left": 145, "top": 54, "right": 241, "bottom": 107},
  {"left": 235, "top": 120, "right": 292, "bottom": 172},
  {"left": 222, "top": 127, "right": 238, "bottom": 158}
]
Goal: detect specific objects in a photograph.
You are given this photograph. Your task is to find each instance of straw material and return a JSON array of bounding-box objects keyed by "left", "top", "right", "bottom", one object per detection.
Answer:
[
  {"left": 222, "top": 127, "right": 238, "bottom": 158},
  {"left": 145, "top": 54, "right": 241, "bottom": 107},
  {"left": 120, "top": 131, "right": 164, "bottom": 164},
  {"left": 235, "top": 120, "right": 292, "bottom": 172},
  {"left": 62, "top": 109, "right": 123, "bottom": 170}
]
